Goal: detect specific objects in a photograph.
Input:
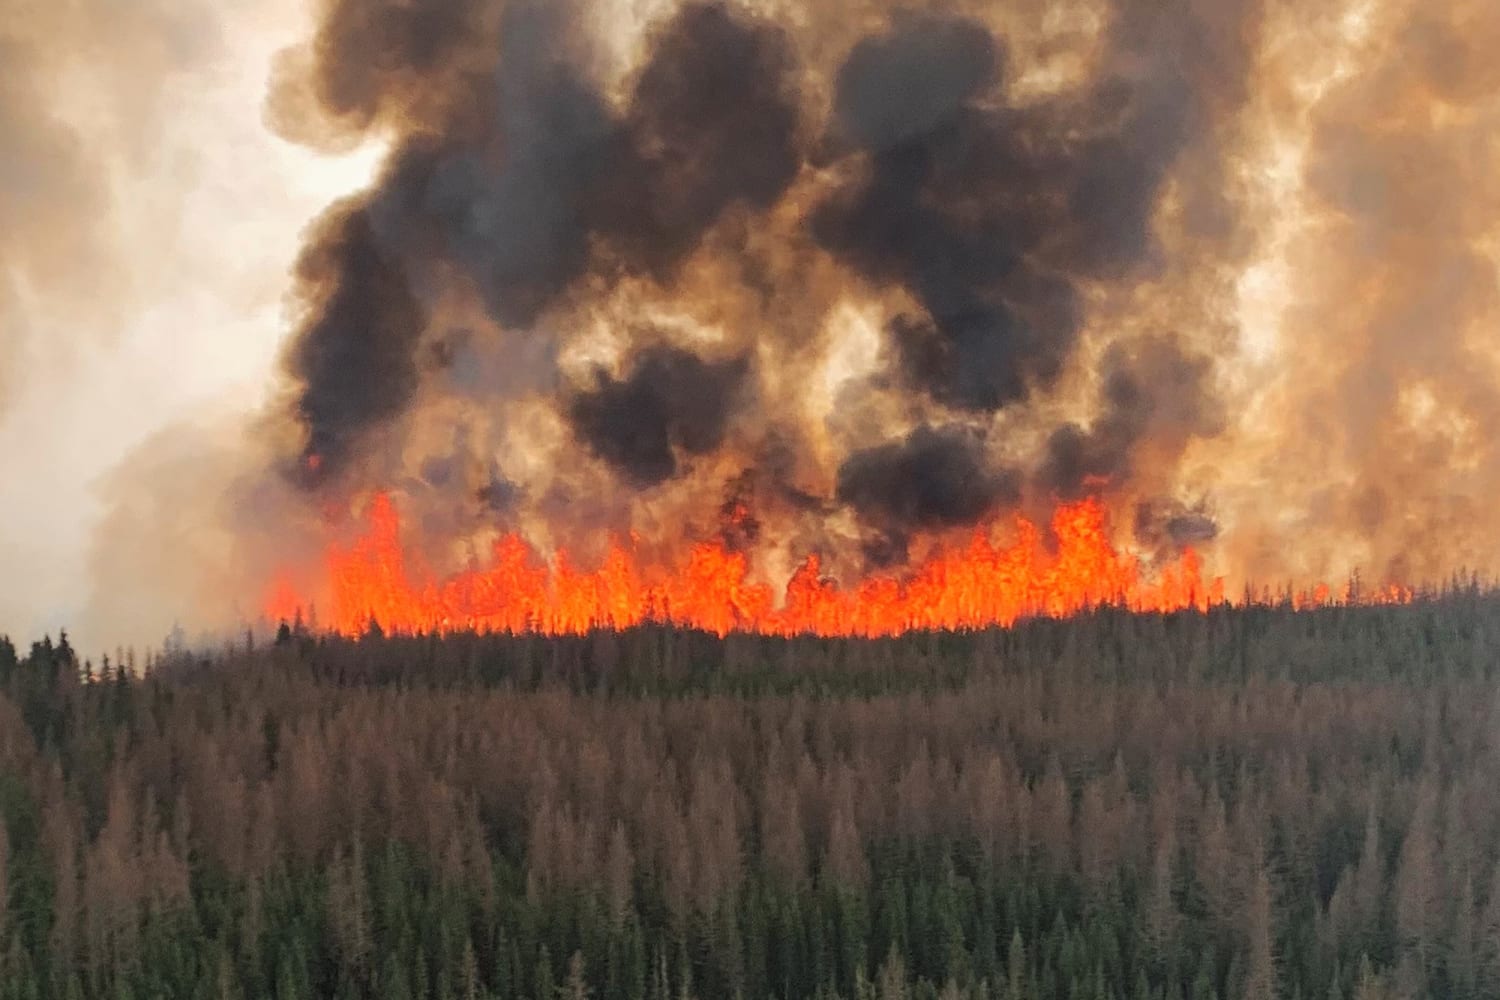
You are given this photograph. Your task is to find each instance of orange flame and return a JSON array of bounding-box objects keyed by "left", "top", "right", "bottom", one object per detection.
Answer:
[{"left": 261, "top": 493, "right": 1267, "bottom": 637}]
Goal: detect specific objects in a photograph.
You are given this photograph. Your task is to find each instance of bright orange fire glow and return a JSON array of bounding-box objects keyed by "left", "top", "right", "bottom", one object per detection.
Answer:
[{"left": 262, "top": 493, "right": 1410, "bottom": 637}]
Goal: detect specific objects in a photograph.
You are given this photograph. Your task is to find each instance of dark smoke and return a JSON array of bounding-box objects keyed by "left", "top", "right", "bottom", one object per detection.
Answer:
[
  {"left": 837, "top": 424, "right": 1019, "bottom": 530},
  {"left": 284, "top": 203, "right": 426, "bottom": 481},
  {"left": 1041, "top": 334, "right": 1223, "bottom": 498},
  {"left": 830, "top": 14, "right": 999, "bottom": 152},
  {"left": 268, "top": 0, "right": 1263, "bottom": 558},
  {"left": 811, "top": 8, "right": 1211, "bottom": 413},
  {"left": 566, "top": 345, "right": 749, "bottom": 488},
  {"left": 591, "top": 2, "right": 803, "bottom": 280},
  {"left": 1134, "top": 497, "right": 1218, "bottom": 561},
  {"left": 48, "top": 0, "right": 1500, "bottom": 651},
  {"left": 420, "top": 1, "right": 614, "bottom": 329},
  {"left": 274, "top": 0, "right": 610, "bottom": 475},
  {"left": 264, "top": 0, "right": 495, "bottom": 141},
  {"left": 275, "top": 0, "right": 805, "bottom": 482}
]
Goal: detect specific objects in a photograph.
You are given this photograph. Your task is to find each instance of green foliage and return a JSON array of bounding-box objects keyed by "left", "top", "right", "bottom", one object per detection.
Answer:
[{"left": 2, "top": 590, "right": 1500, "bottom": 997}]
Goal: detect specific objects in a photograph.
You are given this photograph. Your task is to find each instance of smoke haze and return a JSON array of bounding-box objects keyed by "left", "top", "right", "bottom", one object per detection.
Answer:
[
  {"left": 0, "top": 0, "right": 382, "bottom": 649},
  {"left": 2, "top": 0, "right": 1497, "bottom": 649}
]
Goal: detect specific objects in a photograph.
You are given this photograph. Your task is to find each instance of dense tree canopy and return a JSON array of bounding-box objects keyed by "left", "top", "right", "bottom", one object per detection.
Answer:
[{"left": 2, "top": 588, "right": 1500, "bottom": 999}]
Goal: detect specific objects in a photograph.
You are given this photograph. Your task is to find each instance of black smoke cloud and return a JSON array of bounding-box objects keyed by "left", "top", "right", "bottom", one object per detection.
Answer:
[
  {"left": 811, "top": 8, "right": 1211, "bottom": 413},
  {"left": 275, "top": 0, "right": 802, "bottom": 483},
  {"left": 566, "top": 345, "right": 749, "bottom": 488},
  {"left": 590, "top": 2, "right": 802, "bottom": 280},
  {"left": 264, "top": 0, "right": 495, "bottom": 141},
  {"left": 830, "top": 14, "right": 999, "bottom": 152},
  {"left": 268, "top": 0, "right": 1259, "bottom": 557},
  {"left": 423, "top": 48, "right": 614, "bottom": 327},
  {"left": 837, "top": 424, "right": 1019, "bottom": 530},
  {"left": 285, "top": 204, "right": 426, "bottom": 480},
  {"left": 1041, "top": 335, "right": 1223, "bottom": 499},
  {"left": 811, "top": 15, "right": 1056, "bottom": 415}
]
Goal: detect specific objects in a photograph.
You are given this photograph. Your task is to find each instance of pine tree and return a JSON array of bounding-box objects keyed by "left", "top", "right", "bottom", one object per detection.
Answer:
[
  {"left": 461, "top": 937, "right": 480, "bottom": 1000},
  {"left": 1006, "top": 930, "right": 1026, "bottom": 1000},
  {"left": 564, "top": 951, "right": 592, "bottom": 1000},
  {"left": 382, "top": 949, "right": 413, "bottom": 1000},
  {"left": 1449, "top": 870, "right": 1477, "bottom": 1000},
  {"left": 0, "top": 821, "right": 8, "bottom": 946},
  {"left": 674, "top": 938, "right": 695, "bottom": 1000},
  {"left": 415, "top": 943, "right": 437, "bottom": 1000},
  {"left": 536, "top": 947, "right": 558, "bottom": 1000},
  {"left": 1353, "top": 797, "right": 1383, "bottom": 947},
  {"left": 1144, "top": 831, "right": 1179, "bottom": 973},
  {"left": 624, "top": 916, "right": 647, "bottom": 1000},
  {"left": 1352, "top": 956, "right": 1382, "bottom": 1000},
  {"left": 275, "top": 944, "right": 309, "bottom": 1000},
  {"left": 1394, "top": 782, "right": 1439, "bottom": 971},
  {"left": 330, "top": 836, "right": 372, "bottom": 981},
  {"left": 491, "top": 930, "right": 514, "bottom": 1000},
  {"left": 1242, "top": 863, "right": 1278, "bottom": 1000},
  {"left": 648, "top": 947, "right": 670, "bottom": 1000}
]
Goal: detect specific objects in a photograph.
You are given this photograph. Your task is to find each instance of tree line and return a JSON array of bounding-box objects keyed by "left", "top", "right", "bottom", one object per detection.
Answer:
[{"left": 2, "top": 587, "right": 1500, "bottom": 998}]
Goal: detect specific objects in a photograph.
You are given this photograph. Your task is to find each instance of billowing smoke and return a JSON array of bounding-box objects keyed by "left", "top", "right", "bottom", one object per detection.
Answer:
[
  {"left": 55, "top": 0, "right": 1500, "bottom": 644},
  {"left": 1207, "top": 0, "right": 1500, "bottom": 585},
  {"left": 271, "top": 0, "right": 804, "bottom": 482},
  {"left": 1041, "top": 335, "right": 1224, "bottom": 500},
  {"left": 837, "top": 424, "right": 1018, "bottom": 531},
  {"left": 567, "top": 345, "right": 750, "bottom": 487},
  {"left": 262, "top": 0, "right": 1256, "bottom": 529},
  {"left": 247, "top": 0, "right": 1500, "bottom": 582},
  {"left": 284, "top": 203, "right": 428, "bottom": 482}
]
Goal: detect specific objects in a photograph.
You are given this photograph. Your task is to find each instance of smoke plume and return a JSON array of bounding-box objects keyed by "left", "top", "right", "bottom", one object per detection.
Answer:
[
  {"left": 57, "top": 0, "right": 1500, "bottom": 643},
  {"left": 567, "top": 345, "right": 750, "bottom": 487},
  {"left": 837, "top": 424, "right": 1018, "bottom": 531}
]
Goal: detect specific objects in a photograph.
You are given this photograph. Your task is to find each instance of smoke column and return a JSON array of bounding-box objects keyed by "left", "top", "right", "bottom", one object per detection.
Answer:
[{"left": 35, "top": 0, "right": 1500, "bottom": 646}]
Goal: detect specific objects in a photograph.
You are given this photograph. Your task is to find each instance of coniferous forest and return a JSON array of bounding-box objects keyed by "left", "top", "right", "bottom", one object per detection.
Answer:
[{"left": 4, "top": 591, "right": 1500, "bottom": 999}]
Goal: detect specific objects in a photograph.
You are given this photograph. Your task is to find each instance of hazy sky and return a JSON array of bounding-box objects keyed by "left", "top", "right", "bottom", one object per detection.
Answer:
[{"left": 0, "top": 0, "right": 377, "bottom": 645}]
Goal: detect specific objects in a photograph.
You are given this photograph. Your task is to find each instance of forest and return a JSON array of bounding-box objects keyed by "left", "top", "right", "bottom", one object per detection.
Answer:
[{"left": 2, "top": 588, "right": 1500, "bottom": 1000}]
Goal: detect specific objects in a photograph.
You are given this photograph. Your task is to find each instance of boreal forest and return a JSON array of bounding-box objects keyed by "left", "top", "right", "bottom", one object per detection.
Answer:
[{"left": 3, "top": 591, "right": 1500, "bottom": 1000}]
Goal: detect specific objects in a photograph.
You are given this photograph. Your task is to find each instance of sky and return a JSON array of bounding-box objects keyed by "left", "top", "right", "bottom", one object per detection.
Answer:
[{"left": 0, "top": 0, "right": 378, "bottom": 646}]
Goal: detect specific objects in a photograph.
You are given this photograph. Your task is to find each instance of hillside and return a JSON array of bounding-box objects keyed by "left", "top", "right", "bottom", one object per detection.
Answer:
[{"left": 2, "top": 593, "right": 1499, "bottom": 999}]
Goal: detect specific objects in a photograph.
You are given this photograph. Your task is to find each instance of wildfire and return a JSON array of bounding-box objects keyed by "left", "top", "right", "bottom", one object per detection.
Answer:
[{"left": 263, "top": 493, "right": 1264, "bottom": 637}]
